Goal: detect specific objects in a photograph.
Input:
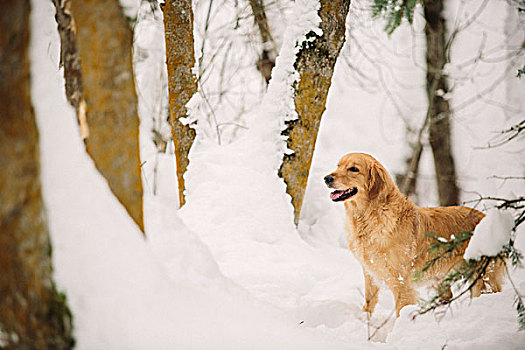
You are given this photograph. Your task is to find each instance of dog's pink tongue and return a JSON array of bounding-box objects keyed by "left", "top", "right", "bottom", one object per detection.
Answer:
[{"left": 330, "top": 190, "right": 342, "bottom": 200}]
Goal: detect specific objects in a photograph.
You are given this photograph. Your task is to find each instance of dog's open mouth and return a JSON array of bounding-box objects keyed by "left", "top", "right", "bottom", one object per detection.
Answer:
[{"left": 330, "top": 187, "right": 358, "bottom": 202}]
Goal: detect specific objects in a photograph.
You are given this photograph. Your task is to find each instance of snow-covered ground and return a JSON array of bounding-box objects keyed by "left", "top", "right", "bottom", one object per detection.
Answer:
[{"left": 30, "top": 0, "right": 525, "bottom": 348}]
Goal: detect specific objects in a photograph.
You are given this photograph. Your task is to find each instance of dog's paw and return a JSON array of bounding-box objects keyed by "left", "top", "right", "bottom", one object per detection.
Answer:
[{"left": 362, "top": 303, "right": 374, "bottom": 314}]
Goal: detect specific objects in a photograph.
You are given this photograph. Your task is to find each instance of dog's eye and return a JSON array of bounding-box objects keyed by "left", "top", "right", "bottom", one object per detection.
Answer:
[{"left": 348, "top": 166, "right": 359, "bottom": 172}]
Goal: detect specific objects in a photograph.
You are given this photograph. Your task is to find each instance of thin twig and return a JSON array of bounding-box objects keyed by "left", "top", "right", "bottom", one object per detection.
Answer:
[
  {"left": 368, "top": 309, "right": 395, "bottom": 341},
  {"left": 416, "top": 257, "right": 492, "bottom": 317}
]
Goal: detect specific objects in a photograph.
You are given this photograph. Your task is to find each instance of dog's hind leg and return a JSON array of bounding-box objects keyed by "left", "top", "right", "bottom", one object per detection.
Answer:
[
  {"left": 485, "top": 259, "right": 505, "bottom": 293},
  {"left": 471, "top": 277, "right": 484, "bottom": 297},
  {"left": 437, "top": 284, "right": 453, "bottom": 302},
  {"left": 471, "top": 259, "right": 506, "bottom": 297}
]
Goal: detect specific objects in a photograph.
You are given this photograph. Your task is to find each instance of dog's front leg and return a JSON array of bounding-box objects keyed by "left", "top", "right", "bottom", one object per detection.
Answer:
[
  {"left": 362, "top": 270, "right": 380, "bottom": 315},
  {"left": 387, "top": 278, "right": 418, "bottom": 317}
]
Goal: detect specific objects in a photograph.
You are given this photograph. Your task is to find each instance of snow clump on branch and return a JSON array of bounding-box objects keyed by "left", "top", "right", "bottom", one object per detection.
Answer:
[{"left": 464, "top": 208, "right": 514, "bottom": 260}]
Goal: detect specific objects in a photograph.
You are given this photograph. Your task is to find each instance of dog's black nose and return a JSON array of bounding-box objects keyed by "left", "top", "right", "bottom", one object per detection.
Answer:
[{"left": 324, "top": 175, "right": 334, "bottom": 184}]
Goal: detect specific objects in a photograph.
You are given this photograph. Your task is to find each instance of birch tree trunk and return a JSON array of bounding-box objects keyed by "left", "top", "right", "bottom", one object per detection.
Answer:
[
  {"left": 279, "top": 0, "right": 351, "bottom": 224},
  {"left": 0, "top": 1, "right": 74, "bottom": 347},
  {"left": 163, "top": 0, "right": 198, "bottom": 207},
  {"left": 70, "top": 0, "right": 144, "bottom": 231},
  {"left": 425, "top": 0, "right": 459, "bottom": 206}
]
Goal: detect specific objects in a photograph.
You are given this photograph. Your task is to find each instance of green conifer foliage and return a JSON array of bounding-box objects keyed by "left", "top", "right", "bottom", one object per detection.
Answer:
[{"left": 371, "top": 0, "right": 420, "bottom": 34}]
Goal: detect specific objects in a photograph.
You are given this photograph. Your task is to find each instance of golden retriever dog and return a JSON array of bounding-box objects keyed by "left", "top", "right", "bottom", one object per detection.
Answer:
[{"left": 324, "top": 153, "right": 504, "bottom": 317}]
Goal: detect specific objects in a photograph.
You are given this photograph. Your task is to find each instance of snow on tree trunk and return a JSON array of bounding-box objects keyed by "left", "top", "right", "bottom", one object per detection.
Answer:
[
  {"left": 424, "top": 0, "right": 459, "bottom": 206},
  {"left": 70, "top": 0, "right": 144, "bottom": 232},
  {"left": 0, "top": 0, "right": 74, "bottom": 347},
  {"left": 279, "top": 0, "right": 351, "bottom": 224},
  {"left": 162, "top": 0, "right": 198, "bottom": 207}
]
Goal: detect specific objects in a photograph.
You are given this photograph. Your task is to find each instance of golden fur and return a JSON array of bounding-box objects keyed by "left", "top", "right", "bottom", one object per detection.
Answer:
[{"left": 325, "top": 153, "right": 504, "bottom": 317}]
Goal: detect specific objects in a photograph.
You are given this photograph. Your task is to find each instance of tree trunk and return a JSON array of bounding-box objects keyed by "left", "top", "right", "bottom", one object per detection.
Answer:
[
  {"left": 0, "top": 1, "right": 74, "bottom": 347},
  {"left": 249, "top": 0, "right": 277, "bottom": 84},
  {"left": 70, "top": 0, "right": 144, "bottom": 231},
  {"left": 163, "top": 0, "right": 198, "bottom": 207},
  {"left": 425, "top": 0, "right": 459, "bottom": 206},
  {"left": 279, "top": 0, "right": 351, "bottom": 224},
  {"left": 399, "top": 141, "right": 424, "bottom": 198},
  {"left": 52, "top": 0, "right": 89, "bottom": 140}
]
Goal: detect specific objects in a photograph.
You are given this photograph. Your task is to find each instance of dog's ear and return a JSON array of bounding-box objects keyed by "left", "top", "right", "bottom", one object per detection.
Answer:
[{"left": 368, "top": 162, "right": 387, "bottom": 200}]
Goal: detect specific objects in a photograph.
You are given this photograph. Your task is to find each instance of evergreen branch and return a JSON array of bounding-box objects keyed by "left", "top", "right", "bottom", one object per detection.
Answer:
[
  {"left": 414, "top": 203, "right": 524, "bottom": 322},
  {"left": 415, "top": 256, "right": 493, "bottom": 317},
  {"left": 514, "top": 211, "right": 525, "bottom": 232},
  {"left": 415, "top": 238, "right": 524, "bottom": 328},
  {"left": 517, "top": 296, "right": 525, "bottom": 331},
  {"left": 502, "top": 239, "right": 524, "bottom": 268},
  {"left": 371, "top": 0, "right": 420, "bottom": 35},
  {"left": 517, "top": 65, "right": 525, "bottom": 79},
  {"left": 463, "top": 196, "right": 524, "bottom": 265},
  {"left": 413, "top": 231, "right": 473, "bottom": 281}
]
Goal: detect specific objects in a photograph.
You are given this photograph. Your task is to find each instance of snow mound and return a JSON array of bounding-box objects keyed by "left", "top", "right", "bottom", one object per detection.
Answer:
[
  {"left": 29, "top": 1, "right": 363, "bottom": 348},
  {"left": 464, "top": 209, "right": 514, "bottom": 261},
  {"left": 388, "top": 292, "right": 525, "bottom": 348}
]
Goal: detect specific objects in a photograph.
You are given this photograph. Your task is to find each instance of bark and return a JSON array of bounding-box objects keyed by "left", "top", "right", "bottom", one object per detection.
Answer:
[
  {"left": 399, "top": 141, "right": 423, "bottom": 197},
  {"left": 52, "top": 0, "right": 89, "bottom": 139},
  {"left": 425, "top": 0, "right": 459, "bottom": 206},
  {"left": 280, "top": 0, "right": 351, "bottom": 224},
  {"left": 70, "top": 0, "right": 144, "bottom": 231},
  {"left": 249, "top": 0, "right": 277, "bottom": 83},
  {"left": 163, "top": 0, "right": 198, "bottom": 207},
  {"left": 0, "top": 0, "right": 74, "bottom": 347}
]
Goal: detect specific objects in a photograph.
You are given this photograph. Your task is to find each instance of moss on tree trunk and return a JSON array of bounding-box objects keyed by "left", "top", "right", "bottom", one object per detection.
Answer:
[
  {"left": 279, "top": 0, "right": 351, "bottom": 224},
  {"left": 71, "top": 0, "right": 144, "bottom": 231},
  {"left": 163, "top": 0, "right": 198, "bottom": 207}
]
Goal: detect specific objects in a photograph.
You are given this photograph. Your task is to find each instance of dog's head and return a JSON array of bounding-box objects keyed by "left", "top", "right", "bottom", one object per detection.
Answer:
[{"left": 324, "top": 153, "right": 391, "bottom": 203}]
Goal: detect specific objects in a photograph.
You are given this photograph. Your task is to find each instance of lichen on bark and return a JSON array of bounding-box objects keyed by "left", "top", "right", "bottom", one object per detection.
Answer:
[
  {"left": 162, "top": 0, "right": 198, "bottom": 207},
  {"left": 70, "top": 0, "right": 144, "bottom": 231},
  {"left": 279, "top": 0, "right": 351, "bottom": 224}
]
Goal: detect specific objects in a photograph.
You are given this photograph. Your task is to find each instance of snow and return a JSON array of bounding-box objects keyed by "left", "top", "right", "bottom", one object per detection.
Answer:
[
  {"left": 28, "top": 0, "right": 525, "bottom": 348},
  {"left": 256, "top": 0, "right": 323, "bottom": 137},
  {"left": 389, "top": 292, "right": 525, "bottom": 349},
  {"left": 464, "top": 208, "right": 515, "bottom": 260},
  {"left": 188, "top": 0, "right": 323, "bottom": 154},
  {"left": 28, "top": 1, "right": 367, "bottom": 349}
]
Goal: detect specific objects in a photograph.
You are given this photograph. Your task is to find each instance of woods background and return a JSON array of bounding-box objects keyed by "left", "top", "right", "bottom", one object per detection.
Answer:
[{"left": 1, "top": 0, "right": 523, "bottom": 347}]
